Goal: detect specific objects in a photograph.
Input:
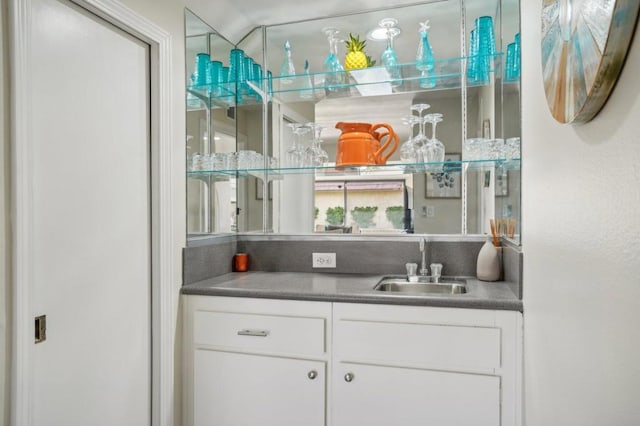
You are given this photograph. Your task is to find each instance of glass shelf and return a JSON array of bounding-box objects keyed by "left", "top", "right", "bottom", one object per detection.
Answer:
[
  {"left": 186, "top": 53, "right": 504, "bottom": 110},
  {"left": 187, "top": 158, "right": 520, "bottom": 180}
]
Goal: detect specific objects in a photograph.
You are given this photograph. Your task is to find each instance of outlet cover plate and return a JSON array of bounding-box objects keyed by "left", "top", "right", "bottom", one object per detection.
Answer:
[{"left": 312, "top": 253, "right": 336, "bottom": 268}]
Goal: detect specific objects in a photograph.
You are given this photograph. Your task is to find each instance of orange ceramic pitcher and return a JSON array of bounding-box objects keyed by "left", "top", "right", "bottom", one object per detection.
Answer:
[{"left": 335, "top": 122, "right": 399, "bottom": 167}]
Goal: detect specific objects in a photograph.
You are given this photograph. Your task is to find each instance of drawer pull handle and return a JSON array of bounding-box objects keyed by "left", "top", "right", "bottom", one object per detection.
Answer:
[
  {"left": 237, "top": 329, "right": 270, "bottom": 337},
  {"left": 344, "top": 372, "right": 354, "bottom": 383},
  {"left": 308, "top": 370, "right": 318, "bottom": 380}
]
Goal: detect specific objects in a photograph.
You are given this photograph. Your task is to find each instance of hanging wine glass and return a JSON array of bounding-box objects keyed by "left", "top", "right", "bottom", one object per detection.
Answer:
[
  {"left": 322, "top": 27, "right": 347, "bottom": 94},
  {"left": 293, "top": 124, "right": 312, "bottom": 167},
  {"left": 285, "top": 123, "right": 302, "bottom": 167},
  {"left": 296, "top": 124, "right": 313, "bottom": 167},
  {"left": 409, "top": 103, "right": 431, "bottom": 158},
  {"left": 279, "top": 40, "right": 296, "bottom": 85},
  {"left": 399, "top": 116, "right": 420, "bottom": 163},
  {"left": 410, "top": 102, "right": 431, "bottom": 117},
  {"left": 379, "top": 18, "right": 402, "bottom": 87},
  {"left": 306, "top": 123, "right": 329, "bottom": 166},
  {"left": 416, "top": 19, "right": 436, "bottom": 89},
  {"left": 422, "top": 113, "right": 446, "bottom": 171}
]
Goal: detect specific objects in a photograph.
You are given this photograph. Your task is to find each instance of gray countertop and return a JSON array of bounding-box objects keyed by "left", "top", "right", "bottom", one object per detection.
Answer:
[{"left": 181, "top": 272, "right": 523, "bottom": 312}]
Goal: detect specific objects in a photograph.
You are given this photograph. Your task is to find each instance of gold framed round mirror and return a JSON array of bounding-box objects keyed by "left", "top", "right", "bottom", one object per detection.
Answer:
[{"left": 541, "top": 0, "right": 640, "bottom": 124}]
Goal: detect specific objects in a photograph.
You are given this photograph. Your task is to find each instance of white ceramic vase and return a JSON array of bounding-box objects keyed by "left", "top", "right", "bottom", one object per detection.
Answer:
[{"left": 476, "top": 238, "right": 501, "bottom": 281}]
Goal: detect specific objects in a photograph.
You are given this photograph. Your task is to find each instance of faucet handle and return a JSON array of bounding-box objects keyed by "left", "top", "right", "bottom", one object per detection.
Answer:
[
  {"left": 404, "top": 263, "right": 418, "bottom": 281},
  {"left": 430, "top": 263, "right": 443, "bottom": 283}
]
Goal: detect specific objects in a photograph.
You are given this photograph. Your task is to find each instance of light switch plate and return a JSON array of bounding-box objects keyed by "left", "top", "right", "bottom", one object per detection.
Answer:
[{"left": 312, "top": 252, "right": 336, "bottom": 268}]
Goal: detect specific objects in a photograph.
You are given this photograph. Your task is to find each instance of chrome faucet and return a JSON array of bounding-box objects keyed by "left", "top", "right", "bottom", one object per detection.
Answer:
[{"left": 419, "top": 237, "right": 429, "bottom": 276}]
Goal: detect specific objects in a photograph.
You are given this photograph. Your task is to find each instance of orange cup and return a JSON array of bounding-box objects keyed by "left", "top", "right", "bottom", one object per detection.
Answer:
[{"left": 234, "top": 253, "right": 248, "bottom": 272}]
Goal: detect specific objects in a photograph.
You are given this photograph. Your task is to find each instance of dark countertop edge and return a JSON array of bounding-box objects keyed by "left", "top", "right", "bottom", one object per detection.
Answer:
[{"left": 180, "top": 286, "right": 524, "bottom": 312}]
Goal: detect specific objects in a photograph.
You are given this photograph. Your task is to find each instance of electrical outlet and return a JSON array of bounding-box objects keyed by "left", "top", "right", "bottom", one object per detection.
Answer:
[
  {"left": 426, "top": 206, "right": 435, "bottom": 217},
  {"left": 312, "top": 253, "right": 336, "bottom": 268}
]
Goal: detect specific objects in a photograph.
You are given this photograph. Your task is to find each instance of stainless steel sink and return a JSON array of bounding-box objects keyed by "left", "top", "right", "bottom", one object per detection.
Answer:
[{"left": 374, "top": 278, "right": 467, "bottom": 295}]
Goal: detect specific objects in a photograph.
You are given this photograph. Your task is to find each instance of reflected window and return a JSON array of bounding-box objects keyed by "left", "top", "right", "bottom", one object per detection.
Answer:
[{"left": 314, "top": 179, "right": 411, "bottom": 234}]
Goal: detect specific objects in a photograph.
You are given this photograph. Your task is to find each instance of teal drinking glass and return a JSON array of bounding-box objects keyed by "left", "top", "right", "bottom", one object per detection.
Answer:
[
  {"left": 209, "top": 60, "right": 223, "bottom": 95},
  {"left": 253, "top": 62, "right": 263, "bottom": 100},
  {"left": 505, "top": 43, "right": 516, "bottom": 81},
  {"left": 475, "top": 16, "right": 496, "bottom": 55},
  {"left": 467, "top": 29, "right": 477, "bottom": 81},
  {"left": 228, "top": 48, "right": 246, "bottom": 102},
  {"left": 244, "top": 56, "right": 256, "bottom": 98},
  {"left": 266, "top": 70, "right": 274, "bottom": 97},
  {"left": 513, "top": 33, "right": 521, "bottom": 79},
  {"left": 221, "top": 65, "right": 232, "bottom": 103},
  {"left": 471, "top": 16, "right": 495, "bottom": 84},
  {"left": 194, "top": 53, "right": 211, "bottom": 87}
]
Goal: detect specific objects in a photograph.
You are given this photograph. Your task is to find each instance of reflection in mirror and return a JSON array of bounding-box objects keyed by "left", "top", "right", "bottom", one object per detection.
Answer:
[
  {"left": 496, "top": 0, "right": 521, "bottom": 243},
  {"left": 236, "top": 27, "right": 268, "bottom": 233},
  {"left": 306, "top": 89, "right": 464, "bottom": 235},
  {"left": 274, "top": 113, "right": 315, "bottom": 234},
  {"left": 185, "top": 0, "right": 521, "bottom": 243},
  {"left": 186, "top": 9, "right": 238, "bottom": 235},
  {"left": 314, "top": 178, "right": 409, "bottom": 234}
]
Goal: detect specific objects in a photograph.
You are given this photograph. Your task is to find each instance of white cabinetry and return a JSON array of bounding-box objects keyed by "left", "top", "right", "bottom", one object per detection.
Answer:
[
  {"left": 183, "top": 296, "right": 332, "bottom": 426},
  {"left": 332, "top": 303, "right": 522, "bottom": 426},
  {"left": 194, "top": 350, "right": 325, "bottom": 426},
  {"left": 183, "top": 296, "right": 522, "bottom": 426},
  {"left": 333, "top": 363, "right": 499, "bottom": 425}
]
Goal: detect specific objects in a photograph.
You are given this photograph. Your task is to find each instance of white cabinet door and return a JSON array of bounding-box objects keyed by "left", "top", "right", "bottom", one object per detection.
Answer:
[
  {"left": 332, "top": 363, "right": 500, "bottom": 426},
  {"left": 194, "top": 349, "right": 326, "bottom": 426}
]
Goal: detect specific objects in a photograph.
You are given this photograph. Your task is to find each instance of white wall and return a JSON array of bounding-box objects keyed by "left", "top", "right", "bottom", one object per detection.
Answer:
[
  {"left": 112, "top": 3, "right": 186, "bottom": 425},
  {"left": 110, "top": 0, "right": 186, "bottom": 251},
  {"left": 522, "top": 4, "right": 640, "bottom": 426},
  {"left": 1, "top": 0, "right": 11, "bottom": 424}
]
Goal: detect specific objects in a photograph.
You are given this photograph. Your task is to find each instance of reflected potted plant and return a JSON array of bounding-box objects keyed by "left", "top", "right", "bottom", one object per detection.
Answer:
[
  {"left": 385, "top": 206, "right": 404, "bottom": 229},
  {"left": 351, "top": 206, "right": 378, "bottom": 228},
  {"left": 326, "top": 206, "right": 344, "bottom": 226}
]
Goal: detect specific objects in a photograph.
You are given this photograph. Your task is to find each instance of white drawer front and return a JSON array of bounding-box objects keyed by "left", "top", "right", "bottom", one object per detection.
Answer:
[
  {"left": 335, "top": 319, "right": 501, "bottom": 372},
  {"left": 194, "top": 310, "right": 326, "bottom": 356}
]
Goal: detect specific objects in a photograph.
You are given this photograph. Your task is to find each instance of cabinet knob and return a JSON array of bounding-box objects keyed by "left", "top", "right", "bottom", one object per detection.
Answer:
[
  {"left": 307, "top": 370, "right": 318, "bottom": 380},
  {"left": 344, "top": 372, "right": 354, "bottom": 383}
]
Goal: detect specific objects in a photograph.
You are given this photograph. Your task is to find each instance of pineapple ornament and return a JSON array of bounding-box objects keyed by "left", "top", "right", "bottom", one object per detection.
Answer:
[{"left": 345, "top": 33, "right": 375, "bottom": 70}]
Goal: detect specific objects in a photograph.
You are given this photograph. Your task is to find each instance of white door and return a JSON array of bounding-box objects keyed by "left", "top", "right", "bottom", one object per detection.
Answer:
[
  {"left": 30, "top": 0, "right": 151, "bottom": 424},
  {"left": 332, "top": 363, "right": 500, "bottom": 426},
  {"left": 194, "top": 350, "right": 326, "bottom": 426}
]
